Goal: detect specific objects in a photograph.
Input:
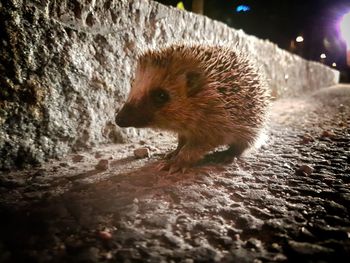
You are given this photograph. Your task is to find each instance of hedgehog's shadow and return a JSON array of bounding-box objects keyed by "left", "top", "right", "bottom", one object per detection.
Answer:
[
  {"left": 156, "top": 146, "right": 239, "bottom": 168},
  {"left": 198, "top": 147, "right": 240, "bottom": 166}
]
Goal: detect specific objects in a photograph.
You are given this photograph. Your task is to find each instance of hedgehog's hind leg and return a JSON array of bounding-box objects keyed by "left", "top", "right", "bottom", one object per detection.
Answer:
[
  {"left": 205, "top": 141, "right": 249, "bottom": 164},
  {"left": 164, "top": 134, "right": 186, "bottom": 160}
]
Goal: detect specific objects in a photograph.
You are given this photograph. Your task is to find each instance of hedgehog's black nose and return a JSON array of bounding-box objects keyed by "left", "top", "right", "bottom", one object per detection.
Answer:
[
  {"left": 115, "top": 114, "right": 127, "bottom": 127},
  {"left": 115, "top": 105, "right": 130, "bottom": 127},
  {"left": 115, "top": 103, "right": 153, "bottom": 128}
]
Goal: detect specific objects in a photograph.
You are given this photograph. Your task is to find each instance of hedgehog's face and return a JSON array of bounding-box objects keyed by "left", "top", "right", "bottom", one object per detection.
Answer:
[
  {"left": 115, "top": 63, "right": 203, "bottom": 131},
  {"left": 115, "top": 85, "right": 172, "bottom": 128}
]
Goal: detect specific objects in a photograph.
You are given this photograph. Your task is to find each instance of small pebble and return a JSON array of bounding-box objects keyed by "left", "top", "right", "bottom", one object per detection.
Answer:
[
  {"left": 95, "top": 152, "right": 103, "bottom": 159},
  {"left": 95, "top": 159, "right": 109, "bottom": 170},
  {"left": 98, "top": 230, "right": 113, "bottom": 240},
  {"left": 233, "top": 234, "right": 240, "bottom": 241},
  {"left": 297, "top": 164, "right": 314, "bottom": 176},
  {"left": 57, "top": 244, "right": 65, "bottom": 251},
  {"left": 300, "top": 133, "right": 314, "bottom": 144},
  {"left": 283, "top": 162, "right": 292, "bottom": 169},
  {"left": 271, "top": 242, "right": 281, "bottom": 252},
  {"left": 321, "top": 130, "right": 335, "bottom": 138},
  {"left": 59, "top": 162, "right": 69, "bottom": 167},
  {"left": 246, "top": 238, "right": 262, "bottom": 250},
  {"left": 102, "top": 252, "right": 113, "bottom": 260},
  {"left": 273, "top": 254, "right": 287, "bottom": 261},
  {"left": 72, "top": 154, "right": 84, "bottom": 163},
  {"left": 134, "top": 147, "right": 150, "bottom": 159}
]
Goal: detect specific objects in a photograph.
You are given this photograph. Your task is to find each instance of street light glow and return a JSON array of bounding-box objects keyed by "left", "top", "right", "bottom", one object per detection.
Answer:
[
  {"left": 340, "top": 12, "right": 350, "bottom": 45},
  {"left": 320, "top": 53, "right": 326, "bottom": 59},
  {"left": 339, "top": 11, "right": 350, "bottom": 66},
  {"left": 296, "top": 36, "right": 304, "bottom": 43}
]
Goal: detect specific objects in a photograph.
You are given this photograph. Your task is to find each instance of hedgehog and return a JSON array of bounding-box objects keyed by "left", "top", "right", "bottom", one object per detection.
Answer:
[{"left": 115, "top": 43, "right": 270, "bottom": 172}]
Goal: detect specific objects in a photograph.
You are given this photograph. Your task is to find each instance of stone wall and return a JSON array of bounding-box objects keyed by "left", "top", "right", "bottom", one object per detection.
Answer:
[{"left": 0, "top": 0, "right": 339, "bottom": 170}]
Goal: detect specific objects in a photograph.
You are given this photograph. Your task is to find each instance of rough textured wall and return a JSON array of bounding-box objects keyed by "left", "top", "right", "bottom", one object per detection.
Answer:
[{"left": 0, "top": 0, "right": 339, "bottom": 170}]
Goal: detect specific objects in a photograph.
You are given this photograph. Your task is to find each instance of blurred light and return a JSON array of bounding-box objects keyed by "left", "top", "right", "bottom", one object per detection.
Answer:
[
  {"left": 296, "top": 36, "right": 304, "bottom": 43},
  {"left": 323, "top": 37, "right": 331, "bottom": 50},
  {"left": 339, "top": 11, "right": 350, "bottom": 66},
  {"left": 176, "top": 1, "right": 185, "bottom": 10},
  {"left": 320, "top": 53, "right": 326, "bottom": 59},
  {"left": 236, "top": 5, "right": 251, "bottom": 13},
  {"left": 332, "top": 62, "right": 337, "bottom": 67},
  {"left": 290, "top": 40, "right": 296, "bottom": 51},
  {"left": 340, "top": 12, "right": 350, "bottom": 45}
]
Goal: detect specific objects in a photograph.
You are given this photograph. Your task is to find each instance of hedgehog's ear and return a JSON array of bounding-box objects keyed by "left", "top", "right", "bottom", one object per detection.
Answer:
[{"left": 186, "top": 71, "right": 203, "bottom": 97}]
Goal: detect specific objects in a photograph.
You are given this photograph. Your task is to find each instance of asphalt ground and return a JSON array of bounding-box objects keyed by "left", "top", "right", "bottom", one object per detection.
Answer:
[{"left": 0, "top": 84, "right": 349, "bottom": 263}]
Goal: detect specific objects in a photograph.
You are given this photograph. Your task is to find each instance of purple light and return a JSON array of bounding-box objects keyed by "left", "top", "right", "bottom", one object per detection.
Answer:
[
  {"left": 339, "top": 11, "right": 350, "bottom": 66},
  {"left": 340, "top": 11, "right": 350, "bottom": 45}
]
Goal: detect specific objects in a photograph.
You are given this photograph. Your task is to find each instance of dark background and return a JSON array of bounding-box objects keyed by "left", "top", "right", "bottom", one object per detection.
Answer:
[{"left": 155, "top": 0, "right": 350, "bottom": 82}]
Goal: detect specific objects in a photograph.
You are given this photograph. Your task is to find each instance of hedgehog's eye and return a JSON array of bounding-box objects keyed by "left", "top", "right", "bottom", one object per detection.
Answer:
[{"left": 150, "top": 88, "right": 170, "bottom": 106}]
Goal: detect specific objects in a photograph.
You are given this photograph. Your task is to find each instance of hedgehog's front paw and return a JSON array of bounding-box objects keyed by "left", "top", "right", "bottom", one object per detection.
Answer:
[
  {"left": 168, "top": 150, "right": 204, "bottom": 174},
  {"left": 164, "top": 137, "right": 186, "bottom": 160},
  {"left": 158, "top": 145, "right": 206, "bottom": 174},
  {"left": 156, "top": 160, "right": 171, "bottom": 172},
  {"left": 167, "top": 159, "right": 190, "bottom": 174},
  {"left": 156, "top": 159, "right": 189, "bottom": 174},
  {"left": 164, "top": 149, "right": 179, "bottom": 160}
]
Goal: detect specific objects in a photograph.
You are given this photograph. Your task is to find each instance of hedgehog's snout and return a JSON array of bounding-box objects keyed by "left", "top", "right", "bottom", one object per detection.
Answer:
[
  {"left": 115, "top": 102, "right": 153, "bottom": 128},
  {"left": 115, "top": 104, "right": 131, "bottom": 127}
]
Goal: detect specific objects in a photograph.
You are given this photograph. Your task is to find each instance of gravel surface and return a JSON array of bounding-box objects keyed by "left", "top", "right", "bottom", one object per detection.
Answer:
[{"left": 0, "top": 85, "right": 349, "bottom": 263}]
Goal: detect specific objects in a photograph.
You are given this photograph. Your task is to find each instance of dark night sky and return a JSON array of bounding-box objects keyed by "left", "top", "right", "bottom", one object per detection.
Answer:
[{"left": 155, "top": 0, "right": 350, "bottom": 82}]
